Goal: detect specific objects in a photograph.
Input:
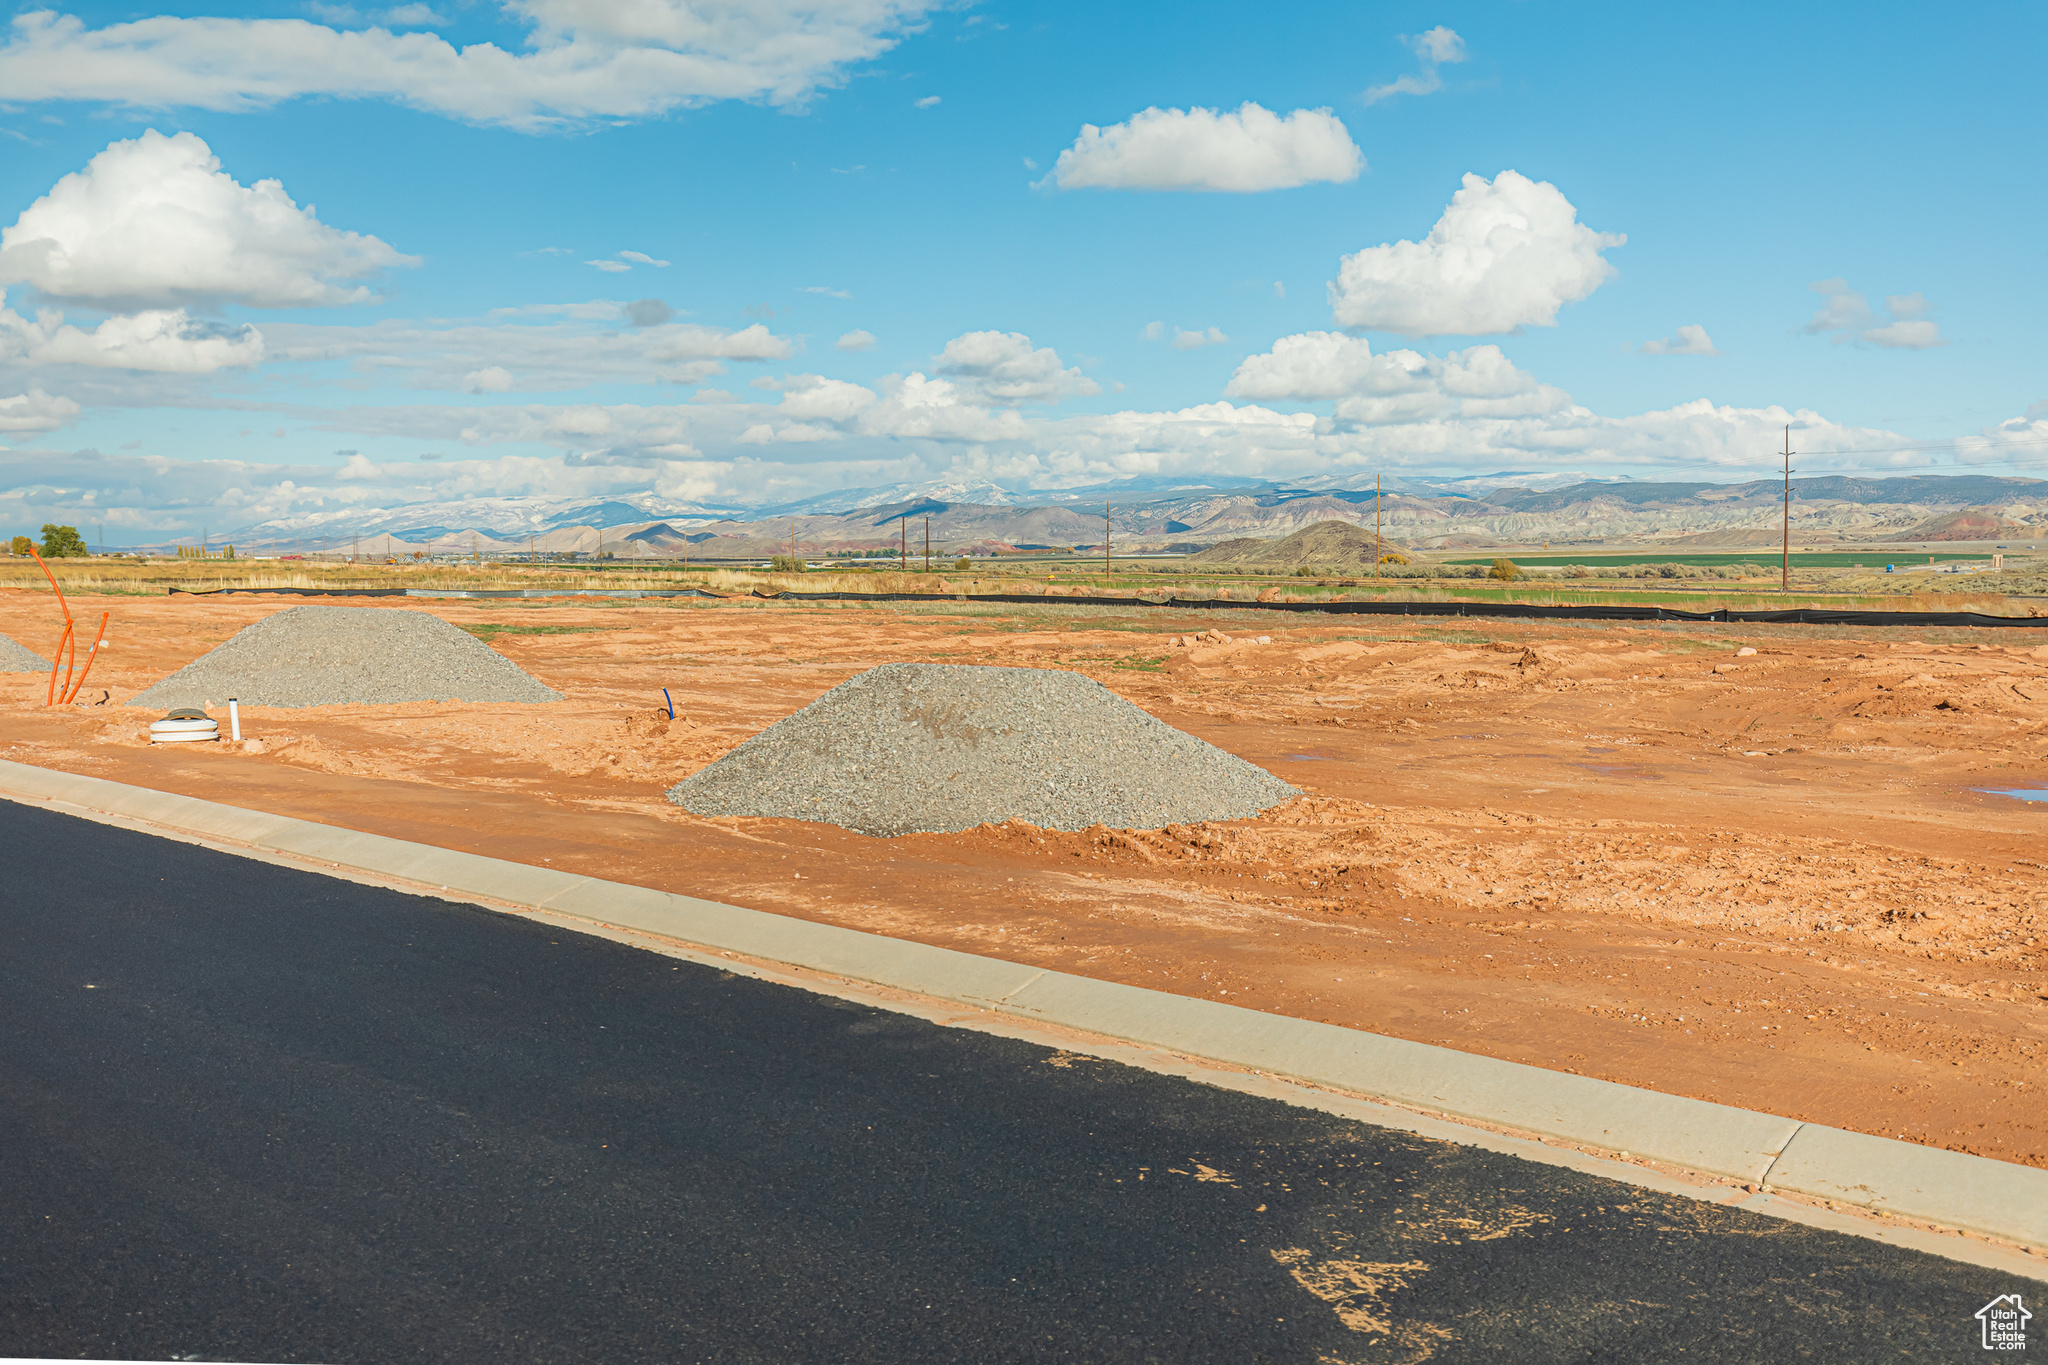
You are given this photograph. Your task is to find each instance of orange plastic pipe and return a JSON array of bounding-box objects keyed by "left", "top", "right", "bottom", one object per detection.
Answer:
[
  {"left": 60, "top": 612, "right": 109, "bottom": 704},
  {"left": 28, "top": 547, "right": 75, "bottom": 707},
  {"left": 27, "top": 546, "right": 72, "bottom": 621},
  {"left": 47, "top": 620, "right": 73, "bottom": 706}
]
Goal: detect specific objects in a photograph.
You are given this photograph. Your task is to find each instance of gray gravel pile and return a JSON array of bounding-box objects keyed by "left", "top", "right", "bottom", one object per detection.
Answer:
[
  {"left": 0, "top": 633, "right": 51, "bottom": 673},
  {"left": 669, "top": 661, "right": 1298, "bottom": 836},
  {"left": 128, "top": 605, "right": 563, "bottom": 709}
]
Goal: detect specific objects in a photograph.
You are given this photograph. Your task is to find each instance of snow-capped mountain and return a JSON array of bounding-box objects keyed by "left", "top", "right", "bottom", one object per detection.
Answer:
[
  {"left": 230, "top": 493, "right": 736, "bottom": 546},
  {"left": 752, "top": 477, "right": 1023, "bottom": 516}
]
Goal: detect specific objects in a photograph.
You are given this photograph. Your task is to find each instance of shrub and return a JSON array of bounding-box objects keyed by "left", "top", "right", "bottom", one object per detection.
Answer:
[
  {"left": 768, "top": 554, "right": 807, "bottom": 572},
  {"left": 39, "top": 524, "right": 87, "bottom": 558},
  {"left": 953, "top": 557, "right": 972, "bottom": 571},
  {"left": 1378, "top": 551, "right": 1411, "bottom": 565},
  {"left": 1488, "top": 557, "right": 1521, "bottom": 582}
]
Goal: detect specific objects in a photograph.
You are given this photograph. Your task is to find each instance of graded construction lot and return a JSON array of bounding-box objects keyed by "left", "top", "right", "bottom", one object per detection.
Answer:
[{"left": 4, "top": 586, "right": 2044, "bottom": 1170}]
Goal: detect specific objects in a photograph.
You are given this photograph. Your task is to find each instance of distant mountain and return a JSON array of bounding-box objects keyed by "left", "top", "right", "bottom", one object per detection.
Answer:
[
  {"left": 203, "top": 471, "right": 2048, "bottom": 556},
  {"left": 750, "top": 471, "right": 1276, "bottom": 516},
  {"left": 228, "top": 492, "right": 734, "bottom": 549},
  {"left": 753, "top": 477, "right": 1022, "bottom": 516},
  {"left": 1481, "top": 474, "right": 2048, "bottom": 514},
  {"left": 1281, "top": 470, "right": 1614, "bottom": 498}
]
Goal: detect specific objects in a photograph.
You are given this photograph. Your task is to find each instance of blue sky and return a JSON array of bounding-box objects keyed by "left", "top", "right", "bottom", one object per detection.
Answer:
[{"left": 0, "top": 0, "right": 2043, "bottom": 539}]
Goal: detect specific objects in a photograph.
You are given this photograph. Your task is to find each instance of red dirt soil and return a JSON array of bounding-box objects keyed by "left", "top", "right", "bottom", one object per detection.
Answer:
[{"left": 5, "top": 589, "right": 2043, "bottom": 1168}]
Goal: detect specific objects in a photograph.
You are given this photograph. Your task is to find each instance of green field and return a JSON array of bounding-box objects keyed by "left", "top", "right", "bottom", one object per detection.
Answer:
[{"left": 1442, "top": 552, "right": 2006, "bottom": 569}]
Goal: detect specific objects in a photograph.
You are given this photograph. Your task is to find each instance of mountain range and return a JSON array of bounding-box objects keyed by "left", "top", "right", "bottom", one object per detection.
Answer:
[{"left": 182, "top": 472, "right": 2048, "bottom": 558}]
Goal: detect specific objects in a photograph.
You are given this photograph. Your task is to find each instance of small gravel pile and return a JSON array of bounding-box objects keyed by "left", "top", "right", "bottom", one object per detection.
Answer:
[
  {"left": 0, "top": 633, "right": 50, "bottom": 673},
  {"left": 669, "top": 662, "right": 1298, "bottom": 836},
  {"left": 128, "top": 606, "right": 562, "bottom": 709}
]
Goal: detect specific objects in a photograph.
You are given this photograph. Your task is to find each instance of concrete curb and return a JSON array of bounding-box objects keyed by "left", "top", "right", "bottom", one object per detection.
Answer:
[{"left": 0, "top": 758, "right": 2040, "bottom": 1252}]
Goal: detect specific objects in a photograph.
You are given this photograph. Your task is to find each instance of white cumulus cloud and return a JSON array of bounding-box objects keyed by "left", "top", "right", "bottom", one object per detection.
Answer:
[
  {"left": 932, "top": 330, "right": 1099, "bottom": 405},
  {"left": 461, "top": 366, "right": 516, "bottom": 392},
  {"left": 1638, "top": 324, "right": 1720, "bottom": 356},
  {"left": 853, "top": 372, "right": 1034, "bottom": 443},
  {"left": 1329, "top": 170, "right": 1624, "bottom": 336},
  {"left": 1042, "top": 102, "right": 1363, "bottom": 193},
  {"left": 1, "top": 305, "right": 265, "bottom": 372},
  {"left": 1364, "top": 25, "right": 1468, "bottom": 104},
  {"left": 834, "top": 329, "right": 875, "bottom": 351},
  {"left": 1803, "top": 280, "right": 1946, "bottom": 349},
  {"left": 1225, "top": 330, "right": 1569, "bottom": 423},
  {"left": 0, "top": 387, "right": 79, "bottom": 431},
  {"left": 0, "top": 1, "right": 945, "bottom": 130},
  {"left": 1224, "top": 330, "right": 1380, "bottom": 400},
  {"left": 773, "top": 373, "right": 877, "bottom": 422},
  {"left": 0, "top": 130, "right": 413, "bottom": 310}
]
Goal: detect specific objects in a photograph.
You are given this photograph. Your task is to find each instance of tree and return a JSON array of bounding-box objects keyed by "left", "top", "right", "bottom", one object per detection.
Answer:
[
  {"left": 8, "top": 536, "right": 30, "bottom": 556},
  {"left": 39, "top": 524, "right": 88, "bottom": 558},
  {"left": 769, "top": 554, "right": 806, "bottom": 572},
  {"left": 953, "top": 557, "right": 972, "bottom": 571},
  {"left": 1488, "top": 557, "right": 1521, "bottom": 581}
]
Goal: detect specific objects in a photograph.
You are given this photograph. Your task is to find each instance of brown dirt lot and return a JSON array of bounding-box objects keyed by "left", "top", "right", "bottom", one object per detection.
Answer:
[{"left": 5, "top": 588, "right": 2044, "bottom": 1169}]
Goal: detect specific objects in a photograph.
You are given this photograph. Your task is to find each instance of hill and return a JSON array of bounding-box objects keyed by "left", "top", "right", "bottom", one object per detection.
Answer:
[
  {"left": 1881, "top": 507, "right": 2042, "bottom": 542},
  {"left": 1185, "top": 520, "right": 1405, "bottom": 571}
]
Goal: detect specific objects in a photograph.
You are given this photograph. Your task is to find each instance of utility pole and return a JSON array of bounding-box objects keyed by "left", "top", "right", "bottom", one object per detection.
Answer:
[
  {"left": 790, "top": 519, "right": 796, "bottom": 569},
  {"left": 1781, "top": 424, "right": 1796, "bottom": 594},
  {"left": 1104, "top": 504, "right": 1111, "bottom": 578},
  {"left": 924, "top": 515, "right": 930, "bottom": 572},
  {"left": 900, "top": 515, "right": 907, "bottom": 572},
  {"left": 1374, "top": 473, "right": 1383, "bottom": 583}
]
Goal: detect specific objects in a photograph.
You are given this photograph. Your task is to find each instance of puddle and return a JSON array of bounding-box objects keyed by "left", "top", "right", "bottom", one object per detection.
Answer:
[
  {"left": 1283, "top": 753, "right": 1332, "bottom": 762},
  {"left": 1575, "top": 763, "right": 1664, "bottom": 781},
  {"left": 1977, "top": 788, "right": 2048, "bottom": 803}
]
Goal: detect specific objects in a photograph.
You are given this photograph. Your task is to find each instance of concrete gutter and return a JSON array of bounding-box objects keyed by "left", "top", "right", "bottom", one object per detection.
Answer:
[{"left": 0, "top": 757, "right": 2040, "bottom": 1259}]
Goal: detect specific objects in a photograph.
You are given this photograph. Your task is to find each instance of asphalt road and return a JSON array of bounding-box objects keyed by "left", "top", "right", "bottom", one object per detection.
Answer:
[{"left": 0, "top": 800, "right": 2023, "bottom": 1363}]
